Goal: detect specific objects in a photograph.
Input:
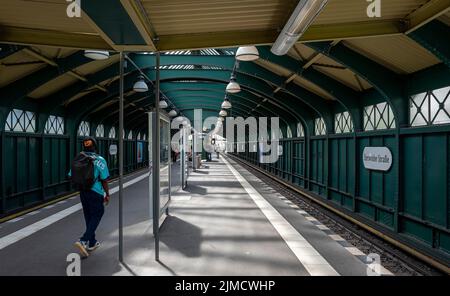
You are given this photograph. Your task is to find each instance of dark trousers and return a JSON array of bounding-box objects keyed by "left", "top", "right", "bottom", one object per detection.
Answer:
[{"left": 79, "top": 190, "right": 104, "bottom": 247}]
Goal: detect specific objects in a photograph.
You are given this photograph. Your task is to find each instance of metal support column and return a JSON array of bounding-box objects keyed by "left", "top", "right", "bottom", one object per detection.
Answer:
[
  {"left": 152, "top": 52, "right": 161, "bottom": 261},
  {"left": 118, "top": 52, "right": 125, "bottom": 263}
]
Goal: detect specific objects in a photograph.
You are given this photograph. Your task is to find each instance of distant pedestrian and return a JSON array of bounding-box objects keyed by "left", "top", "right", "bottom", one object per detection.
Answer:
[{"left": 69, "top": 137, "right": 110, "bottom": 258}]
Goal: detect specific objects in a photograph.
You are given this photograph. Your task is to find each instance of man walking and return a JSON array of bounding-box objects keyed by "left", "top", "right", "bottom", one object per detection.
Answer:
[{"left": 69, "top": 137, "right": 110, "bottom": 258}]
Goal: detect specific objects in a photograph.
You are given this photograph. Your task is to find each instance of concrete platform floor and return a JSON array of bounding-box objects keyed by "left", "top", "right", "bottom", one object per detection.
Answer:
[{"left": 0, "top": 155, "right": 375, "bottom": 276}]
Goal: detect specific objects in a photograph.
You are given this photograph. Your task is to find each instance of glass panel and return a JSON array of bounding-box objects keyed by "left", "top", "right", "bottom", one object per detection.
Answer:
[
  {"left": 433, "top": 109, "right": 450, "bottom": 125},
  {"left": 170, "top": 128, "right": 182, "bottom": 193},
  {"left": 160, "top": 118, "right": 170, "bottom": 211},
  {"left": 430, "top": 93, "right": 440, "bottom": 120},
  {"left": 433, "top": 86, "right": 450, "bottom": 102},
  {"left": 123, "top": 113, "right": 171, "bottom": 274},
  {"left": 5, "top": 109, "right": 37, "bottom": 133},
  {"left": 95, "top": 124, "right": 104, "bottom": 138},
  {"left": 409, "top": 86, "right": 450, "bottom": 126},
  {"left": 109, "top": 127, "right": 116, "bottom": 139},
  {"left": 78, "top": 121, "right": 90, "bottom": 136},
  {"left": 286, "top": 126, "right": 292, "bottom": 138},
  {"left": 314, "top": 117, "right": 326, "bottom": 136}
]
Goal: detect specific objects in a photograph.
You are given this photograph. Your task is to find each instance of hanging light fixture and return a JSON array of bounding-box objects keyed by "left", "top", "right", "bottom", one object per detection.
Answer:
[
  {"left": 221, "top": 96, "right": 232, "bottom": 109},
  {"left": 168, "top": 110, "right": 177, "bottom": 117},
  {"left": 235, "top": 46, "right": 259, "bottom": 61},
  {"left": 271, "top": 0, "right": 329, "bottom": 56},
  {"left": 84, "top": 50, "right": 110, "bottom": 60},
  {"left": 226, "top": 76, "right": 241, "bottom": 93},
  {"left": 159, "top": 100, "right": 168, "bottom": 109},
  {"left": 133, "top": 76, "right": 148, "bottom": 92},
  {"left": 174, "top": 116, "right": 184, "bottom": 122},
  {"left": 219, "top": 110, "right": 227, "bottom": 117}
]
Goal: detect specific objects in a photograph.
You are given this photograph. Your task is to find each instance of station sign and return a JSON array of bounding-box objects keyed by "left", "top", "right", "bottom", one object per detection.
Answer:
[
  {"left": 109, "top": 144, "right": 118, "bottom": 156},
  {"left": 363, "top": 147, "right": 392, "bottom": 171}
]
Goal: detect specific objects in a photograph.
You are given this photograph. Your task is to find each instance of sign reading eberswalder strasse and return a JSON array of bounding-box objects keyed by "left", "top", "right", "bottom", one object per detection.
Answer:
[{"left": 363, "top": 147, "right": 392, "bottom": 171}]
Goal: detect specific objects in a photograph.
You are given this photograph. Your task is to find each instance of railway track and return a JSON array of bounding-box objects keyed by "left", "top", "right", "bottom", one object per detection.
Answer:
[{"left": 230, "top": 155, "right": 444, "bottom": 276}]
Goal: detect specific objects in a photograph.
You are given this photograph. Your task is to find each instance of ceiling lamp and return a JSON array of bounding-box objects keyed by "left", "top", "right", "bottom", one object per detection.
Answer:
[
  {"left": 133, "top": 76, "right": 148, "bottom": 92},
  {"left": 219, "top": 110, "right": 227, "bottom": 117},
  {"left": 159, "top": 100, "right": 168, "bottom": 109},
  {"left": 84, "top": 50, "right": 110, "bottom": 60},
  {"left": 236, "top": 46, "right": 259, "bottom": 61},
  {"left": 226, "top": 77, "right": 241, "bottom": 93},
  {"left": 168, "top": 110, "right": 177, "bottom": 117},
  {"left": 271, "top": 0, "right": 329, "bottom": 56},
  {"left": 174, "top": 116, "right": 184, "bottom": 122},
  {"left": 221, "top": 97, "right": 232, "bottom": 109}
]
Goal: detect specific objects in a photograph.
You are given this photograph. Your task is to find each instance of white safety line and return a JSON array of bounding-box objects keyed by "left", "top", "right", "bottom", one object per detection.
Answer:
[
  {"left": 0, "top": 172, "right": 150, "bottom": 251},
  {"left": 221, "top": 156, "right": 339, "bottom": 276},
  {"left": 329, "top": 234, "right": 345, "bottom": 241}
]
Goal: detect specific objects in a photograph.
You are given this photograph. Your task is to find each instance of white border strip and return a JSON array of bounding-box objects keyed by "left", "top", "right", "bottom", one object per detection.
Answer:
[
  {"left": 0, "top": 172, "right": 150, "bottom": 251},
  {"left": 221, "top": 156, "right": 339, "bottom": 276}
]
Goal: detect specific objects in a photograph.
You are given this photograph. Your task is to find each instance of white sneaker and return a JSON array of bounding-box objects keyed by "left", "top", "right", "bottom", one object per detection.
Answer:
[{"left": 87, "top": 241, "right": 100, "bottom": 252}]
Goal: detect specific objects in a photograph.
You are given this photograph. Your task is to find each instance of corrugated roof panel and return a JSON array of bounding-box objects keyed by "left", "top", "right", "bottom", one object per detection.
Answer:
[
  {"left": 313, "top": 64, "right": 373, "bottom": 92},
  {"left": 293, "top": 76, "right": 335, "bottom": 101},
  {"left": 29, "top": 74, "right": 79, "bottom": 99},
  {"left": 0, "top": 51, "right": 47, "bottom": 88},
  {"left": 254, "top": 59, "right": 292, "bottom": 78},
  {"left": 314, "top": 54, "right": 345, "bottom": 68},
  {"left": 438, "top": 11, "right": 450, "bottom": 26},
  {"left": 30, "top": 46, "right": 77, "bottom": 60},
  {"left": 75, "top": 54, "right": 120, "bottom": 76},
  {"left": 291, "top": 44, "right": 317, "bottom": 61},
  {"left": 343, "top": 34, "right": 441, "bottom": 74},
  {"left": 143, "top": 0, "right": 297, "bottom": 35},
  {"left": 65, "top": 90, "right": 97, "bottom": 106}
]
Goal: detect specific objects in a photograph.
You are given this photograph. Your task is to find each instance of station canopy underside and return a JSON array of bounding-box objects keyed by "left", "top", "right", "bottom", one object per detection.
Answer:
[{"left": 0, "top": 0, "right": 449, "bottom": 132}]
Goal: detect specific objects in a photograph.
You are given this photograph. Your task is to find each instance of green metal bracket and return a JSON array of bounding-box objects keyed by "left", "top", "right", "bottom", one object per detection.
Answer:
[
  {"left": 408, "top": 20, "right": 450, "bottom": 69},
  {"left": 307, "top": 42, "right": 407, "bottom": 127}
]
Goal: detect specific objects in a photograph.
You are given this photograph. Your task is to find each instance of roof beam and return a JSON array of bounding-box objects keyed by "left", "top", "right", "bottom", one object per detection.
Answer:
[
  {"left": 22, "top": 48, "right": 108, "bottom": 93},
  {"left": 42, "top": 63, "right": 121, "bottom": 112},
  {"left": 0, "top": 50, "right": 92, "bottom": 108},
  {"left": 0, "top": 44, "right": 23, "bottom": 59},
  {"left": 408, "top": 20, "right": 450, "bottom": 68},
  {"left": 146, "top": 68, "right": 315, "bottom": 123},
  {"left": 70, "top": 70, "right": 310, "bottom": 129},
  {"left": 406, "top": 63, "right": 450, "bottom": 95},
  {"left": 92, "top": 93, "right": 152, "bottom": 123},
  {"left": 299, "top": 20, "right": 403, "bottom": 43},
  {"left": 0, "top": 26, "right": 112, "bottom": 50},
  {"left": 257, "top": 46, "right": 362, "bottom": 131},
  {"left": 168, "top": 97, "right": 275, "bottom": 121},
  {"left": 238, "top": 62, "right": 333, "bottom": 130},
  {"left": 308, "top": 42, "right": 408, "bottom": 127},
  {"left": 157, "top": 30, "right": 278, "bottom": 51},
  {"left": 159, "top": 86, "right": 296, "bottom": 123},
  {"left": 119, "top": 0, "right": 157, "bottom": 51},
  {"left": 405, "top": 0, "right": 450, "bottom": 33},
  {"left": 81, "top": 0, "right": 154, "bottom": 51}
]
